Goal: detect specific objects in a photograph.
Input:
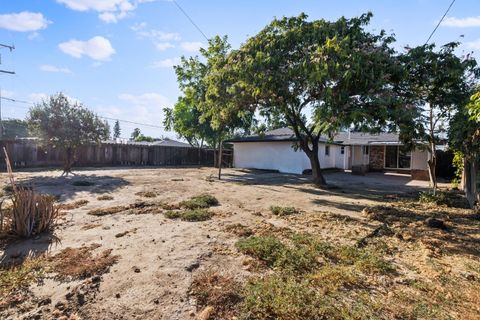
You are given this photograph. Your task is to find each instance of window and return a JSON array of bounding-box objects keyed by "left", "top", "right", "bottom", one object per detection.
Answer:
[
  {"left": 325, "top": 145, "right": 330, "bottom": 156},
  {"left": 385, "top": 146, "right": 411, "bottom": 169},
  {"left": 340, "top": 146, "right": 345, "bottom": 155},
  {"left": 363, "top": 146, "right": 369, "bottom": 155}
]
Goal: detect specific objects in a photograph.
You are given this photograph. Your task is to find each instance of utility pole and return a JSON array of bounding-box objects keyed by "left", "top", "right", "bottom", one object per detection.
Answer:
[{"left": 0, "top": 43, "right": 15, "bottom": 140}]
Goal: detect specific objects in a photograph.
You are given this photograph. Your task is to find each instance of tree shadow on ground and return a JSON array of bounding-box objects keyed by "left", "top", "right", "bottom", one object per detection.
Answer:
[
  {"left": 0, "top": 232, "right": 59, "bottom": 265},
  {"left": 10, "top": 174, "right": 129, "bottom": 201},
  {"left": 364, "top": 196, "right": 480, "bottom": 258}
]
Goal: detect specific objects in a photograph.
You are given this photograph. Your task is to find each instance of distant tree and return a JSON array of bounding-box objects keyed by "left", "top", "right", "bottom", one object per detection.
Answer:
[
  {"left": 219, "top": 13, "right": 401, "bottom": 185},
  {"left": 27, "top": 92, "right": 109, "bottom": 175},
  {"left": 1, "top": 119, "right": 30, "bottom": 139},
  {"left": 399, "top": 42, "right": 478, "bottom": 193},
  {"left": 113, "top": 120, "right": 121, "bottom": 138},
  {"left": 135, "top": 134, "right": 154, "bottom": 142},
  {"left": 131, "top": 128, "right": 141, "bottom": 141}
]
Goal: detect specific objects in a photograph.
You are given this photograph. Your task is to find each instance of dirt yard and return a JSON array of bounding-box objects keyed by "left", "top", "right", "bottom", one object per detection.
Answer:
[{"left": 1, "top": 167, "right": 479, "bottom": 319}]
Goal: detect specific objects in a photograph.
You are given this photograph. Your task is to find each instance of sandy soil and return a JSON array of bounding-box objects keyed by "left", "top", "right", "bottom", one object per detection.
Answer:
[{"left": 0, "top": 167, "right": 467, "bottom": 319}]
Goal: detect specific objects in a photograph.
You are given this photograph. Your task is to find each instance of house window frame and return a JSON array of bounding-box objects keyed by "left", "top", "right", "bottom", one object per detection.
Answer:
[
  {"left": 383, "top": 145, "right": 411, "bottom": 170},
  {"left": 340, "top": 146, "right": 345, "bottom": 155},
  {"left": 363, "top": 145, "right": 369, "bottom": 155},
  {"left": 325, "top": 145, "right": 330, "bottom": 156}
]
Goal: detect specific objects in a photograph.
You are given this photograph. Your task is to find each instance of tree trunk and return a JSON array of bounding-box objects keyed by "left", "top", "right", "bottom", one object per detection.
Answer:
[
  {"left": 218, "top": 140, "right": 223, "bottom": 180},
  {"left": 301, "top": 140, "right": 326, "bottom": 186},
  {"left": 464, "top": 157, "right": 478, "bottom": 209},
  {"left": 63, "top": 147, "right": 75, "bottom": 176},
  {"left": 427, "top": 142, "right": 437, "bottom": 195}
]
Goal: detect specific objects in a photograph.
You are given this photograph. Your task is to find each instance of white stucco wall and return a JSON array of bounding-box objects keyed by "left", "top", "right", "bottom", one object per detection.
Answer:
[
  {"left": 411, "top": 149, "right": 429, "bottom": 170},
  {"left": 233, "top": 142, "right": 342, "bottom": 174}
]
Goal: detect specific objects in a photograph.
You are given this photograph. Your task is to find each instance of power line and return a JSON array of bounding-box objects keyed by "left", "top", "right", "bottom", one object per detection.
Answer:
[
  {"left": 425, "top": 0, "right": 456, "bottom": 45},
  {"left": 1, "top": 98, "right": 167, "bottom": 129},
  {"left": 172, "top": 0, "right": 209, "bottom": 41}
]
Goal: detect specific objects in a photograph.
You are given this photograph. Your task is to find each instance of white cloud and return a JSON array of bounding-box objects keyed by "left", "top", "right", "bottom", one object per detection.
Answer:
[
  {"left": 57, "top": 0, "right": 153, "bottom": 23},
  {"left": 59, "top": 36, "right": 116, "bottom": 61},
  {"left": 442, "top": 16, "right": 480, "bottom": 27},
  {"left": 136, "top": 29, "right": 181, "bottom": 41},
  {"left": 2, "top": 90, "right": 15, "bottom": 99},
  {"left": 155, "top": 42, "right": 174, "bottom": 51},
  {"left": 180, "top": 41, "right": 203, "bottom": 52},
  {"left": 466, "top": 39, "right": 480, "bottom": 50},
  {"left": 39, "top": 64, "right": 72, "bottom": 74},
  {"left": 0, "top": 11, "right": 50, "bottom": 32},
  {"left": 150, "top": 57, "right": 181, "bottom": 69}
]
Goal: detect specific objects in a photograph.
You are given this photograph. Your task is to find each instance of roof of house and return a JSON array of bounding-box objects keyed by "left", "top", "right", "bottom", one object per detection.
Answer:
[
  {"left": 228, "top": 128, "right": 402, "bottom": 146},
  {"left": 103, "top": 138, "right": 192, "bottom": 147}
]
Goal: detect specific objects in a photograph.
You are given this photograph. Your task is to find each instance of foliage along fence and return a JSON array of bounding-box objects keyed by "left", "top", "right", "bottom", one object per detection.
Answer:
[{"left": 0, "top": 140, "right": 232, "bottom": 169}]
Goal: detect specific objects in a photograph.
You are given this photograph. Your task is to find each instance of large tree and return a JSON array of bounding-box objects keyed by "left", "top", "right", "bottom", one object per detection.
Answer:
[
  {"left": 1, "top": 119, "right": 30, "bottom": 139},
  {"left": 169, "top": 35, "right": 254, "bottom": 172},
  {"left": 399, "top": 43, "right": 478, "bottom": 193},
  {"left": 27, "top": 93, "right": 110, "bottom": 175},
  {"left": 218, "top": 13, "right": 401, "bottom": 185}
]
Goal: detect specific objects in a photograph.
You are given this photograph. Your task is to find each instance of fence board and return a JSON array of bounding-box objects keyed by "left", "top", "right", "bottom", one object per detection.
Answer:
[{"left": 0, "top": 140, "right": 232, "bottom": 169}]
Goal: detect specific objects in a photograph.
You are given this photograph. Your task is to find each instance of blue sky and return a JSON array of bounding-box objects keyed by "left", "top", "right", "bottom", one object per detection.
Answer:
[{"left": 0, "top": 0, "right": 479, "bottom": 139}]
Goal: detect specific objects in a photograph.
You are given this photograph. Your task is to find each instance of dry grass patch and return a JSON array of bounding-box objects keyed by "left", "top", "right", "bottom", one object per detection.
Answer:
[
  {"left": 97, "top": 195, "right": 114, "bottom": 201},
  {"left": 50, "top": 244, "right": 118, "bottom": 279},
  {"left": 270, "top": 206, "right": 299, "bottom": 216},
  {"left": 0, "top": 256, "right": 46, "bottom": 310},
  {"left": 58, "top": 199, "right": 89, "bottom": 210},
  {"left": 134, "top": 191, "right": 157, "bottom": 198},
  {"left": 81, "top": 223, "right": 102, "bottom": 230},
  {"left": 190, "top": 270, "right": 242, "bottom": 319},
  {"left": 87, "top": 206, "right": 127, "bottom": 216},
  {"left": 224, "top": 223, "right": 253, "bottom": 237}
]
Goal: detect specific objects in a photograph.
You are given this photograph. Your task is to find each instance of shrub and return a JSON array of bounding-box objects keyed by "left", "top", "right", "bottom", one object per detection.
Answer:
[
  {"left": 419, "top": 191, "right": 448, "bottom": 206},
  {"left": 241, "top": 275, "right": 337, "bottom": 320},
  {"left": 236, "top": 236, "right": 285, "bottom": 267},
  {"left": 270, "top": 206, "right": 299, "bottom": 216},
  {"left": 9, "top": 188, "right": 59, "bottom": 237},
  {"left": 181, "top": 209, "right": 213, "bottom": 222},
  {"left": 72, "top": 180, "right": 94, "bottom": 187},
  {"left": 327, "top": 245, "right": 393, "bottom": 275},
  {"left": 180, "top": 194, "right": 219, "bottom": 209},
  {"left": 164, "top": 210, "right": 181, "bottom": 219}
]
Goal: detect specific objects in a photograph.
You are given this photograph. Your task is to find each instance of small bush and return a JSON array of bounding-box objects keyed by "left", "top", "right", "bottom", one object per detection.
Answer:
[
  {"left": 241, "top": 275, "right": 337, "bottom": 320},
  {"left": 270, "top": 206, "right": 299, "bottom": 216},
  {"left": 180, "top": 194, "right": 219, "bottom": 209},
  {"left": 72, "top": 180, "right": 95, "bottom": 187},
  {"left": 309, "top": 265, "right": 361, "bottom": 293},
  {"left": 97, "top": 195, "right": 114, "bottom": 201},
  {"left": 164, "top": 210, "right": 181, "bottom": 219},
  {"left": 419, "top": 191, "right": 448, "bottom": 205},
  {"left": 181, "top": 209, "right": 213, "bottom": 221},
  {"left": 236, "top": 236, "right": 286, "bottom": 267}
]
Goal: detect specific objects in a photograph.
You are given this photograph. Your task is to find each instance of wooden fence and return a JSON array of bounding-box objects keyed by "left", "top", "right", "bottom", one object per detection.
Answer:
[{"left": 0, "top": 140, "right": 233, "bottom": 169}]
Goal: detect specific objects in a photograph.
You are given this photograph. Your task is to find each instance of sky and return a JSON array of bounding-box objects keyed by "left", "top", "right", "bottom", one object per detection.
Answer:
[{"left": 0, "top": 0, "right": 479, "bottom": 140}]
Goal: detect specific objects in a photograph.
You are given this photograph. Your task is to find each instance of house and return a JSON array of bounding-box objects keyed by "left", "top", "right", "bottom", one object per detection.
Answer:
[{"left": 228, "top": 128, "right": 430, "bottom": 180}]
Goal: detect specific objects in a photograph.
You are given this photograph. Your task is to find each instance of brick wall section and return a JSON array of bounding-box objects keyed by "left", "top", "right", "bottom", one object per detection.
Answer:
[{"left": 369, "top": 146, "right": 384, "bottom": 170}]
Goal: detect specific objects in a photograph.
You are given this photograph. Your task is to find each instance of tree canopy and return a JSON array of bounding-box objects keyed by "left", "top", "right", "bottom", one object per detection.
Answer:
[
  {"left": 113, "top": 120, "right": 121, "bottom": 139},
  {"left": 27, "top": 92, "right": 109, "bottom": 174},
  {"left": 212, "top": 12, "right": 401, "bottom": 184}
]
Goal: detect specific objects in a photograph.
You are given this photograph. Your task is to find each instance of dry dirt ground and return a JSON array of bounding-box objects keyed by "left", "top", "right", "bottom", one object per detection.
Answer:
[{"left": 0, "top": 167, "right": 479, "bottom": 319}]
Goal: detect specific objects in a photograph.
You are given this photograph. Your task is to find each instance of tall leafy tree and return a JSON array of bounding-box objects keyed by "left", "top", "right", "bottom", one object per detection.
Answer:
[
  {"left": 218, "top": 13, "right": 401, "bottom": 185},
  {"left": 1, "top": 119, "right": 30, "bottom": 139},
  {"left": 399, "top": 43, "right": 478, "bottom": 193},
  {"left": 113, "top": 120, "right": 121, "bottom": 139},
  {"left": 170, "top": 35, "right": 254, "bottom": 172},
  {"left": 131, "top": 128, "right": 141, "bottom": 141},
  {"left": 27, "top": 93, "right": 110, "bottom": 175}
]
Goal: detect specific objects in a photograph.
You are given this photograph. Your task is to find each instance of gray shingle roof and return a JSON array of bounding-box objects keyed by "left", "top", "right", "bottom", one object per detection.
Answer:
[{"left": 229, "top": 128, "right": 401, "bottom": 145}]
